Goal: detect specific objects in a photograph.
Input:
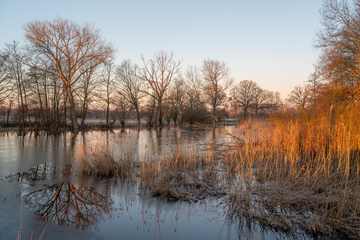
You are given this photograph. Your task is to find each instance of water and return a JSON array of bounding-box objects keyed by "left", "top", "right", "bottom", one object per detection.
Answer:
[{"left": 0, "top": 127, "right": 282, "bottom": 240}]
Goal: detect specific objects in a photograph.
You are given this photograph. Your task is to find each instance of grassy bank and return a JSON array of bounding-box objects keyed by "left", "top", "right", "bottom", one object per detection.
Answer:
[{"left": 76, "top": 107, "right": 360, "bottom": 239}]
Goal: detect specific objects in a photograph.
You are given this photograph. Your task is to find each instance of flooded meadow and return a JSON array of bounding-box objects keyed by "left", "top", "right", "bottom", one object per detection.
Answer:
[
  {"left": 0, "top": 126, "right": 334, "bottom": 240},
  {"left": 0, "top": 127, "right": 284, "bottom": 240}
]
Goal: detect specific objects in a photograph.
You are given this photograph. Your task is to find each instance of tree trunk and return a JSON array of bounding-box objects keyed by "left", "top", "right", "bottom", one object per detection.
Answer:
[
  {"left": 106, "top": 82, "right": 110, "bottom": 128},
  {"left": 156, "top": 97, "right": 162, "bottom": 127},
  {"left": 18, "top": 83, "right": 25, "bottom": 130},
  {"left": 66, "top": 86, "right": 79, "bottom": 131},
  {"left": 172, "top": 115, "right": 177, "bottom": 126},
  {"left": 44, "top": 77, "right": 50, "bottom": 127},
  {"left": 6, "top": 101, "right": 12, "bottom": 126},
  {"left": 212, "top": 101, "right": 217, "bottom": 125},
  {"left": 136, "top": 106, "right": 141, "bottom": 126},
  {"left": 106, "top": 99, "right": 110, "bottom": 128},
  {"left": 81, "top": 97, "right": 87, "bottom": 130},
  {"left": 21, "top": 80, "right": 31, "bottom": 129},
  {"left": 54, "top": 80, "right": 59, "bottom": 128},
  {"left": 63, "top": 93, "right": 67, "bottom": 127},
  {"left": 36, "top": 81, "right": 46, "bottom": 126},
  {"left": 81, "top": 109, "right": 86, "bottom": 129}
]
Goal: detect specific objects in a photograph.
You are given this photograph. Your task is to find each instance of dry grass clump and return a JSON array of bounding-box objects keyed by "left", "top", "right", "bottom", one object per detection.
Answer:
[
  {"left": 226, "top": 107, "right": 360, "bottom": 239},
  {"left": 76, "top": 143, "right": 138, "bottom": 179},
  {"left": 140, "top": 144, "right": 226, "bottom": 201},
  {"left": 76, "top": 138, "right": 226, "bottom": 201},
  {"left": 147, "top": 162, "right": 225, "bottom": 201}
]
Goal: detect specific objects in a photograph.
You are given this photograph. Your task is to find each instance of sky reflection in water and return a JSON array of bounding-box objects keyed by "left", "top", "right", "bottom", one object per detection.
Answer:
[{"left": 0, "top": 127, "right": 285, "bottom": 240}]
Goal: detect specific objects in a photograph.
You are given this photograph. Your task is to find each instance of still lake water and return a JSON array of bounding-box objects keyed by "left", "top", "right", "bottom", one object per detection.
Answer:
[{"left": 0, "top": 127, "right": 283, "bottom": 240}]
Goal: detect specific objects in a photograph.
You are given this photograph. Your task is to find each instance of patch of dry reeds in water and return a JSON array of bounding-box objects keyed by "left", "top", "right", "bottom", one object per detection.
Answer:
[
  {"left": 226, "top": 107, "right": 360, "bottom": 239},
  {"left": 76, "top": 133, "right": 226, "bottom": 202},
  {"left": 76, "top": 107, "right": 360, "bottom": 238},
  {"left": 76, "top": 141, "right": 137, "bottom": 179}
]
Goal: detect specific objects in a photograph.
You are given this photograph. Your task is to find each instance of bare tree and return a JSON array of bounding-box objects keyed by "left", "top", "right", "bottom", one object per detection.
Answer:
[
  {"left": 28, "top": 64, "right": 68, "bottom": 130},
  {"left": 144, "top": 94, "right": 157, "bottom": 127},
  {"left": 114, "top": 94, "right": 131, "bottom": 128},
  {"left": 5, "top": 41, "right": 29, "bottom": 129},
  {"left": 28, "top": 68, "right": 50, "bottom": 127},
  {"left": 184, "top": 65, "right": 203, "bottom": 110},
  {"left": 286, "top": 85, "right": 311, "bottom": 110},
  {"left": 76, "top": 63, "right": 99, "bottom": 129},
  {"left": 167, "top": 75, "right": 186, "bottom": 126},
  {"left": 201, "top": 59, "right": 233, "bottom": 115},
  {"left": 251, "top": 87, "right": 272, "bottom": 115},
  {"left": 24, "top": 17, "right": 115, "bottom": 131},
  {"left": 100, "top": 61, "right": 116, "bottom": 128},
  {"left": 273, "top": 91, "right": 283, "bottom": 111},
  {"left": 307, "top": 67, "right": 322, "bottom": 109},
  {"left": 139, "top": 50, "right": 181, "bottom": 126},
  {"left": 0, "top": 52, "right": 13, "bottom": 103},
  {"left": 162, "top": 92, "right": 172, "bottom": 126},
  {"left": 231, "top": 80, "right": 258, "bottom": 120},
  {"left": 116, "top": 59, "right": 145, "bottom": 126}
]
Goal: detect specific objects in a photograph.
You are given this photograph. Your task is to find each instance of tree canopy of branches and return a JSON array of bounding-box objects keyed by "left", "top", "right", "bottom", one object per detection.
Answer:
[
  {"left": 252, "top": 88, "right": 273, "bottom": 115},
  {"left": 116, "top": 59, "right": 145, "bottom": 125},
  {"left": 100, "top": 61, "right": 116, "bottom": 128},
  {"left": 286, "top": 85, "right": 311, "bottom": 110},
  {"left": 114, "top": 94, "right": 131, "bottom": 128},
  {"left": 139, "top": 50, "right": 181, "bottom": 126},
  {"left": 202, "top": 59, "right": 233, "bottom": 115},
  {"left": 184, "top": 65, "right": 203, "bottom": 110},
  {"left": 5, "top": 41, "right": 29, "bottom": 129},
  {"left": 0, "top": 52, "right": 13, "bottom": 103},
  {"left": 77, "top": 62, "right": 100, "bottom": 129},
  {"left": 231, "top": 80, "right": 258, "bottom": 120},
  {"left": 166, "top": 75, "right": 186, "bottom": 125},
  {"left": 24, "top": 17, "right": 115, "bottom": 131},
  {"left": 307, "top": 67, "right": 322, "bottom": 109},
  {"left": 315, "top": 0, "right": 360, "bottom": 105}
]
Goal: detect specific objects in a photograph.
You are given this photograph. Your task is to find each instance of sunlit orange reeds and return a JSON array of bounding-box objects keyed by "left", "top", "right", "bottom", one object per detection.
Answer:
[{"left": 226, "top": 106, "right": 360, "bottom": 238}]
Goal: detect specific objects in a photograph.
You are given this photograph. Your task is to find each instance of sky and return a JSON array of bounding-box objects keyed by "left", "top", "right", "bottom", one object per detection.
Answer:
[{"left": 0, "top": 0, "right": 324, "bottom": 99}]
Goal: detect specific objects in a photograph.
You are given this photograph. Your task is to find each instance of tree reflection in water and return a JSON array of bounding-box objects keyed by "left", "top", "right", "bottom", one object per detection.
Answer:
[{"left": 25, "top": 182, "right": 113, "bottom": 231}]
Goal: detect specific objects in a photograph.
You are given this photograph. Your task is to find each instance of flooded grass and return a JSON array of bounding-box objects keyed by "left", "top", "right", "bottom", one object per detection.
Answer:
[
  {"left": 75, "top": 110, "right": 360, "bottom": 239},
  {"left": 2, "top": 114, "right": 360, "bottom": 239},
  {"left": 76, "top": 138, "right": 226, "bottom": 202}
]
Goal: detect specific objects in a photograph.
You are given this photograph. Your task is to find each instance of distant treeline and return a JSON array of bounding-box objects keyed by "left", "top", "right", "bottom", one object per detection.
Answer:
[{"left": 1, "top": 0, "right": 359, "bottom": 130}]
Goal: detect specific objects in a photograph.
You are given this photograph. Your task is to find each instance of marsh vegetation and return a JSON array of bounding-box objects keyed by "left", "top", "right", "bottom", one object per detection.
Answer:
[
  {"left": 70, "top": 105, "right": 360, "bottom": 239},
  {"left": 1, "top": 0, "right": 360, "bottom": 239}
]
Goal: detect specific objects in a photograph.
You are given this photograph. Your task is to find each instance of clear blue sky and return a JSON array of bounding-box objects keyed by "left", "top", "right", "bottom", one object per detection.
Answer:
[{"left": 0, "top": 0, "right": 323, "bottom": 98}]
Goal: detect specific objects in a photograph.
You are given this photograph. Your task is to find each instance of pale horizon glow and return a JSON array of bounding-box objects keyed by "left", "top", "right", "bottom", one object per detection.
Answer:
[{"left": 0, "top": 0, "right": 324, "bottom": 99}]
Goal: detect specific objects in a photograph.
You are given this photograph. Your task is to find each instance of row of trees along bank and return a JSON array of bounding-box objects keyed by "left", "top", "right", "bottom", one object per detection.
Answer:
[{"left": 0, "top": 17, "right": 286, "bottom": 131}]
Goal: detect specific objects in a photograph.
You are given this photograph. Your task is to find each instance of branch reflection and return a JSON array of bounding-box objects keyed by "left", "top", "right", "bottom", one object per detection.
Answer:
[{"left": 25, "top": 182, "right": 113, "bottom": 231}]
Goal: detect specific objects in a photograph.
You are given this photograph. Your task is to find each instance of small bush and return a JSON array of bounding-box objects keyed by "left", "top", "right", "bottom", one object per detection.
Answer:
[{"left": 181, "top": 108, "right": 211, "bottom": 124}]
